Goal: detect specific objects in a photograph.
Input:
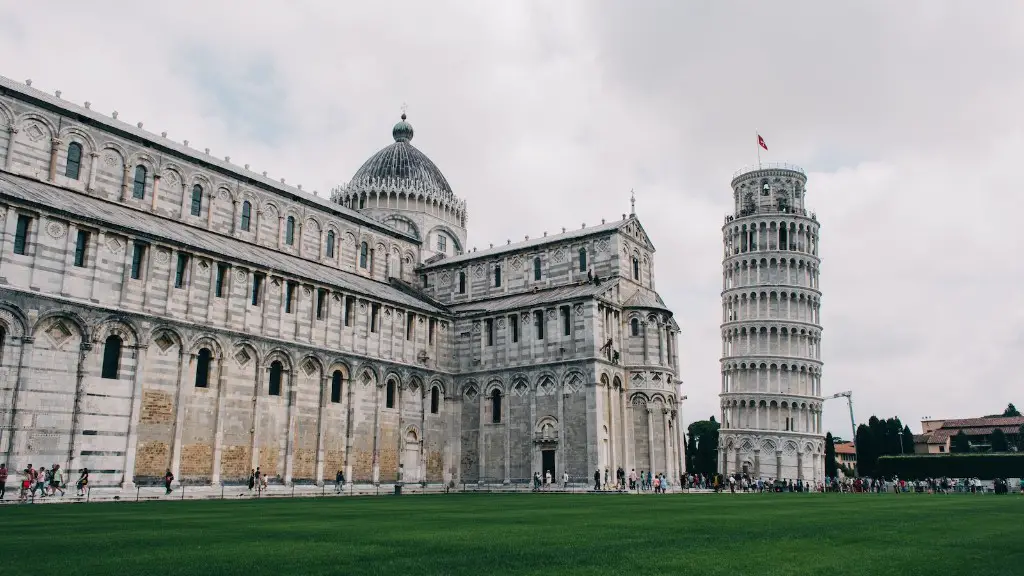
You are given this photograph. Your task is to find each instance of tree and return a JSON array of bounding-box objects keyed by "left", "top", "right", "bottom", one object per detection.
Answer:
[
  {"left": 1003, "top": 403, "right": 1021, "bottom": 417},
  {"left": 1018, "top": 424, "right": 1024, "bottom": 452},
  {"left": 901, "top": 425, "right": 915, "bottom": 455},
  {"left": 952, "top": 430, "right": 971, "bottom": 453},
  {"left": 855, "top": 424, "right": 875, "bottom": 476},
  {"left": 824, "top": 433, "right": 838, "bottom": 478},
  {"left": 687, "top": 416, "right": 720, "bottom": 476},
  {"left": 991, "top": 429, "right": 1009, "bottom": 452},
  {"left": 685, "top": 432, "right": 697, "bottom": 472}
]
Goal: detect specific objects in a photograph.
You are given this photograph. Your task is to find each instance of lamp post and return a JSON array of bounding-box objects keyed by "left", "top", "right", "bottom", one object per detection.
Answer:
[{"left": 898, "top": 428, "right": 905, "bottom": 455}]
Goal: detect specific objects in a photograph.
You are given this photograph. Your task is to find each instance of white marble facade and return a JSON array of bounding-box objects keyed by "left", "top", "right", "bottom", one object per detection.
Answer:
[{"left": 0, "top": 75, "right": 683, "bottom": 487}]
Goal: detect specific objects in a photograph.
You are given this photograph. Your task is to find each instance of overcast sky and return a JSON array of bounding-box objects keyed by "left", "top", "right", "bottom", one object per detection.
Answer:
[{"left": 2, "top": 1, "right": 1021, "bottom": 437}]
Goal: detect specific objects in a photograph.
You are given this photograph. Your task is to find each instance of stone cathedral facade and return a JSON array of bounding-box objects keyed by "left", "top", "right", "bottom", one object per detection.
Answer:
[{"left": 0, "top": 76, "right": 682, "bottom": 488}]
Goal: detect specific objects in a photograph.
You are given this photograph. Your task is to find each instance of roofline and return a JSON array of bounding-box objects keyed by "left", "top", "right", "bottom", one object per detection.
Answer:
[{"left": 0, "top": 76, "right": 418, "bottom": 243}]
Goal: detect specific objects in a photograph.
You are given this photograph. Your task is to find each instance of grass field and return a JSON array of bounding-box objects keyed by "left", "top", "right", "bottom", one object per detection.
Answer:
[{"left": 4, "top": 493, "right": 1022, "bottom": 575}]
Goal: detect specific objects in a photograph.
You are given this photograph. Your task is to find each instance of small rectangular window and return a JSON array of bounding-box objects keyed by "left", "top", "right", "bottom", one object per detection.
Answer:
[
  {"left": 437, "top": 235, "right": 446, "bottom": 252},
  {"left": 509, "top": 315, "right": 518, "bottom": 343},
  {"left": 316, "top": 288, "right": 327, "bottom": 320},
  {"left": 428, "top": 318, "right": 437, "bottom": 345},
  {"left": 130, "top": 242, "right": 147, "bottom": 280},
  {"left": 285, "top": 281, "right": 296, "bottom": 314},
  {"left": 215, "top": 264, "right": 227, "bottom": 298},
  {"left": 13, "top": 214, "right": 32, "bottom": 255},
  {"left": 406, "top": 312, "right": 415, "bottom": 340},
  {"left": 494, "top": 265, "right": 501, "bottom": 288},
  {"left": 174, "top": 252, "right": 189, "bottom": 289},
  {"left": 485, "top": 319, "right": 494, "bottom": 346},
  {"left": 252, "top": 273, "right": 264, "bottom": 306},
  {"left": 73, "top": 230, "right": 90, "bottom": 267},
  {"left": 421, "top": 274, "right": 428, "bottom": 288},
  {"left": 370, "top": 303, "right": 380, "bottom": 333},
  {"left": 344, "top": 296, "right": 353, "bottom": 327},
  {"left": 534, "top": 310, "right": 544, "bottom": 340},
  {"left": 561, "top": 306, "right": 571, "bottom": 336}
]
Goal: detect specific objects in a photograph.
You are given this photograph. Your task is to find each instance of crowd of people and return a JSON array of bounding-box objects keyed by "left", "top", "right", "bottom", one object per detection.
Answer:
[
  {"left": 0, "top": 462, "right": 91, "bottom": 502},
  {"left": 823, "top": 475, "right": 1023, "bottom": 494}
]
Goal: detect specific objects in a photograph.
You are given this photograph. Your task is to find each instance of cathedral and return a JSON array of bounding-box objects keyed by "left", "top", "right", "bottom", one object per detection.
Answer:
[{"left": 0, "top": 75, "right": 682, "bottom": 488}]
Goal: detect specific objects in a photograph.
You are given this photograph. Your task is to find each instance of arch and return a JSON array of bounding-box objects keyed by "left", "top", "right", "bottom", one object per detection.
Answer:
[
  {"left": 92, "top": 317, "right": 140, "bottom": 348},
  {"left": 132, "top": 165, "right": 148, "bottom": 199},
  {"left": 0, "top": 304, "right": 29, "bottom": 338},
  {"left": 385, "top": 376, "right": 398, "bottom": 408},
  {"left": 101, "top": 334, "right": 123, "bottom": 379},
  {"left": 534, "top": 415, "right": 559, "bottom": 438},
  {"left": 429, "top": 384, "right": 441, "bottom": 414},
  {"left": 382, "top": 214, "right": 421, "bottom": 239},
  {"left": 285, "top": 215, "right": 296, "bottom": 245},
  {"left": 0, "top": 101, "right": 14, "bottom": 127},
  {"left": 16, "top": 112, "right": 58, "bottom": 137},
  {"left": 325, "top": 230, "right": 336, "bottom": 258},
  {"left": 187, "top": 334, "right": 223, "bottom": 358},
  {"left": 490, "top": 388, "right": 502, "bottom": 423},
  {"left": 65, "top": 141, "right": 83, "bottom": 179},
  {"left": 425, "top": 224, "right": 463, "bottom": 252},
  {"left": 240, "top": 200, "right": 253, "bottom": 231},
  {"left": 268, "top": 360, "right": 285, "bottom": 396},
  {"left": 264, "top": 348, "right": 294, "bottom": 371},
  {"left": 329, "top": 368, "right": 345, "bottom": 403},
  {"left": 356, "top": 365, "right": 379, "bottom": 388},
  {"left": 485, "top": 379, "right": 505, "bottom": 395},
  {"left": 195, "top": 348, "right": 213, "bottom": 388},
  {"left": 630, "top": 317, "right": 640, "bottom": 336}
]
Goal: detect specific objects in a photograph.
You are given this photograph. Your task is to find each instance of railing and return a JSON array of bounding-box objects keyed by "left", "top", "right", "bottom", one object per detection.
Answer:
[
  {"left": 732, "top": 163, "right": 806, "bottom": 180},
  {"left": 724, "top": 206, "right": 817, "bottom": 223}
]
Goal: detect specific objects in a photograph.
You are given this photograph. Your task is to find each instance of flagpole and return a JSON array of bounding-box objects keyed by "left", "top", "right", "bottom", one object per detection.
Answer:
[{"left": 756, "top": 130, "right": 761, "bottom": 167}]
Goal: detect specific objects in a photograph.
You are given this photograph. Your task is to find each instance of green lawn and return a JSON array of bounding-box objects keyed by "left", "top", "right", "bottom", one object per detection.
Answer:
[{"left": 3, "top": 493, "right": 1022, "bottom": 575}]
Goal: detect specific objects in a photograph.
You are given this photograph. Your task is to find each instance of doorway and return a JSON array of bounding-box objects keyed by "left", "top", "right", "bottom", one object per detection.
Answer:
[{"left": 542, "top": 450, "right": 556, "bottom": 481}]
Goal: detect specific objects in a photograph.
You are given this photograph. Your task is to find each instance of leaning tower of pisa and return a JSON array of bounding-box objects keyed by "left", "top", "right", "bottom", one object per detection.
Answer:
[{"left": 719, "top": 163, "right": 824, "bottom": 483}]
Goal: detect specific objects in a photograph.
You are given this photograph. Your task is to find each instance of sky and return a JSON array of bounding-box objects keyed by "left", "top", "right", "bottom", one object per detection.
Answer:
[{"left": 1, "top": 0, "right": 1022, "bottom": 437}]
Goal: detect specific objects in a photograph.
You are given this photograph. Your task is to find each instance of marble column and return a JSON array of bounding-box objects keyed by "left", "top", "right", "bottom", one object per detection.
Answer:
[
  {"left": 121, "top": 343, "right": 149, "bottom": 488},
  {"left": 210, "top": 356, "right": 228, "bottom": 484},
  {"left": 3, "top": 126, "right": 17, "bottom": 171}
]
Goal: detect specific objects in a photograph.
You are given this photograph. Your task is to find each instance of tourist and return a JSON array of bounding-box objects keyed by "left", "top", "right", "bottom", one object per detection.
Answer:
[
  {"left": 255, "top": 467, "right": 263, "bottom": 494},
  {"left": 34, "top": 465, "right": 48, "bottom": 498},
  {"left": 336, "top": 470, "right": 344, "bottom": 493},
  {"left": 76, "top": 468, "right": 89, "bottom": 496},
  {"left": 629, "top": 469, "right": 636, "bottom": 490},
  {"left": 544, "top": 470, "right": 551, "bottom": 488},
  {"left": 593, "top": 469, "right": 601, "bottom": 491},
  {"left": 248, "top": 469, "right": 255, "bottom": 491},
  {"left": 164, "top": 468, "right": 174, "bottom": 495},
  {"left": 0, "top": 462, "right": 6, "bottom": 500},
  {"left": 20, "top": 467, "right": 32, "bottom": 502},
  {"left": 562, "top": 471, "right": 568, "bottom": 488},
  {"left": 50, "top": 464, "right": 65, "bottom": 497}
]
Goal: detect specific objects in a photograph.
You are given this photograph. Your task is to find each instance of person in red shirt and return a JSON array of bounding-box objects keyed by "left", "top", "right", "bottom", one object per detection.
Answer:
[{"left": 0, "top": 462, "right": 7, "bottom": 500}]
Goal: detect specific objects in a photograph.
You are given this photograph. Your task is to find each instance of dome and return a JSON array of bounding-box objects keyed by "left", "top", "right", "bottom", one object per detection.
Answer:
[{"left": 347, "top": 113, "right": 455, "bottom": 202}]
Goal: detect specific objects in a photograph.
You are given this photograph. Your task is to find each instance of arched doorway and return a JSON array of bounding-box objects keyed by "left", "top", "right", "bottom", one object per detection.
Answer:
[{"left": 402, "top": 429, "right": 421, "bottom": 482}]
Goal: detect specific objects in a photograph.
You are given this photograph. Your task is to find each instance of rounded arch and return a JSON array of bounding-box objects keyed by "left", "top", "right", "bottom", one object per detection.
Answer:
[
  {"left": 382, "top": 370, "right": 403, "bottom": 390},
  {"left": 326, "top": 359, "right": 352, "bottom": 380},
  {"left": 297, "top": 353, "right": 325, "bottom": 377},
  {"left": 425, "top": 224, "right": 463, "bottom": 252},
  {"left": 429, "top": 379, "right": 447, "bottom": 397},
  {"left": 99, "top": 142, "right": 128, "bottom": 165},
  {"left": 0, "top": 101, "right": 15, "bottom": 127},
  {"left": 0, "top": 303, "right": 30, "bottom": 338},
  {"left": 403, "top": 425, "right": 422, "bottom": 443},
  {"left": 485, "top": 378, "right": 504, "bottom": 395},
  {"left": 187, "top": 172, "right": 213, "bottom": 191},
  {"left": 263, "top": 348, "right": 294, "bottom": 371},
  {"left": 355, "top": 364, "right": 379, "bottom": 387},
  {"left": 187, "top": 334, "right": 223, "bottom": 358},
  {"left": 92, "top": 316, "right": 140, "bottom": 348},
  {"left": 630, "top": 392, "right": 649, "bottom": 405},
  {"left": 382, "top": 214, "right": 421, "bottom": 239},
  {"left": 534, "top": 415, "right": 559, "bottom": 436},
  {"left": 58, "top": 125, "right": 98, "bottom": 151},
  {"left": 16, "top": 112, "right": 57, "bottom": 137},
  {"left": 612, "top": 375, "right": 623, "bottom": 390}
]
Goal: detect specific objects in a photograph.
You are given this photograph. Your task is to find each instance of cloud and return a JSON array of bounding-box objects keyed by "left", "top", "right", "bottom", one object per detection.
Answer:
[{"left": 1, "top": 0, "right": 1021, "bottom": 435}]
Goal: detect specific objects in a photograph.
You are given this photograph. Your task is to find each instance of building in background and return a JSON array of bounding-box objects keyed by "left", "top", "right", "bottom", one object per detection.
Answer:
[
  {"left": 718, "top": 163, "right": 825, "bottom": 482},
  {"left": 834, "top": 441, "right": 857, "bottom": 475},
  {"left": 0, "top": 75, "right": 682, "bottom": 488},
  {"left": 914, "top": 416, "right": 1024, "bottom": 454}
]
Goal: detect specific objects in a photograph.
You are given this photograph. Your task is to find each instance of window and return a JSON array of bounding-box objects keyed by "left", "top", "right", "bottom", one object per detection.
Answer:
[
  {"left": 316, "top": 289, "right": 327, "bottom": 320},
  {"left": 579, "top": 248, "right": 587, "bottom": 272},
  {"left": 533, "top": 257, "right": 542, "bottom": 281},
  {"left": 132, "top": 166, "right": 147, "bottom": 199},
  {"left": 494, "top": 264, "right": 501, "bottom": 287},
  {"left": 632, "top": 257, "right": 640, "bottom": 281},
  {"left": 485, "top": 319, "right": 494, "bottom": 346},
  {"left": 285, "top": 216, "right": 295, "bottom": 245},
  {"left": 359, "top": 242, "right": 368, "bottom": 269},
  {"left": 101, "top": 335, "right": 122, "bottom": 379},
  {"left": 330, "top": 370, "right": 343, "bottom": 403},
  {"left": 215, "top": 264, "right": 227, "bottom": 298},
  {"left": 430, "top": 386, "right": 440, "bottom": 414},
  {"left": 73, "top": 230, "right": 90, "bottom": 267},
  {"left": 240, "top": 201, "right": 251, "bottom": 231},
  {"left": 130, "top": 242, "right": 146, "bottom": 280},
  {"left": 370, "top": 303, "right": 380, "bottom": 333},
  {"left": 509, "top": 315, "right": 519, "bottom": 343},
  {"left": 561, "top": 306, "right": 571, "bottom": 336},
  {"left": 190, "top": 185, "right": 202, "bottom": 216},
  {"left": 344, "top": 297, "right": 353, "bottom": 326},
  {"left": 491, "top": 389, "right": 501, "bottom": 424},
  {"left": 386, "top": 380, "right": 396, "bottom": 408},
  {"left": 534, "top": 310, "right": 544, "bottom": 339},
  {"left": 13, "top": 214, "right": 31, "bottom": 255},
  {"left": 174, "top": 253, "right": 189, "bottom": 289},
  {"left": 268, "top": 361, "right": 283, "bottom": 396},
  {"left": 631, "top": 318, "right": 640, "bottom": 336},
  {"left": 437, "top": 234, "right": 446, "bottom": 252},
  {"left": 285, "top": 281, "right": 296, "bottom": 313},
  {"left": 251, "top": 273, "right": 264, "bottom": 306},
  {"left": 458, "top": 271, "right": 466, "bottom": 294},
  {"left": 195, "top": 348, "right": 212, "bottom": 388},
  {"left": 0, "top": 326, "right": 5, "bottom": 365},
  {"left": 421, "top": 274, "right": 427, "bottom": 288},
  {"left": 326, "top": 231, "right": 335, "bottom": 258},
  {"left": 66, "top": 142, "right": 83, "bottom": 179},
  {"left": 359, "top": 194, "right": 366, "bottom": 209},
  {"left": 428, "top": 318, "right": 437, "bottom": 345},
  {"left": 406, "top": 313, "right": 414, "bottom": 340}
]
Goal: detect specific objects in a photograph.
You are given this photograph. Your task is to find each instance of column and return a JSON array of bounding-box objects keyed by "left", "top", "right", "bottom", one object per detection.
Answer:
[
  {"left": 661, "top": 408, "right": 671, "bottom": 477},
  {"left": 150, "top": 173, "right": 161, "bottom": 211},
  {"left": 297, "top": 221, "right": 304, "bottom": 257},
  {"left": 169, "top": 351, "right": 190, "bottom": 479},
  {"left": 371, "top": 383, "right": 381, "bottom": 483},
  {"left": 775, "top": 451, "right": 782, "bottom": 479},
  {"left": 315, "top": 373, "right": 329, "bottom": 485},
  {"left": 120, "top": 164, "right": 131, "bottom": 201},
  {"left": 343, "top": 371, "right": 354, "bottom": 483},
  {"left": 2, "top": 336, "right": 34, "bottom": 463},
  {"left": 3, "top": 126, "right": 17, "bottom": 170},
  {"left": 48, "top": 138, "right": 60, "bottom": 182},
  {"left": 607, "top": 385, "right": 617, "bottom": 474},
  {"left": 209, "top": 356, "right": 228, "bottom": 485},
  {"left": 231, "top": 200, "right": 240, "bottom": 235},
  {"left": 754, "top": 449, "right": 761, "bottom": 479},
  {"left": 645, "top": 407, "right": 654, "bottom": 473},
  {"left": 121, "top": 343, "right": 149, "bottom": 488},
  {"left": 557, "top": 385, "right": 566, "bottom": 480},
  {"left": 796, "top": 451, "right": 803, "bottom": 481},
  {"left": 277, "top": 215, "right": 284, "bottom": 249},
  {"left": 178, "top": 182, "right": 189, "bottom": 219},
  {"left": 66, "top": 341, "right": 93, "bottom": 473},
  {"left": 206, "top": 191, "right": 215, "bottom": 228},
  {"left": 249, "top": 361, "right": 263, "bottom": 470},
  {"left": 503, "top": 390, "right": 511, "bottom": 484},
  {"left": 477, "top": 388, "right": 485, "bottom": 483},
  {"left": 254, "top": 210, "right": 263, "bottom": 244},
  {"left": 86, "top": 152, "right": 99, "bottom": 192}
]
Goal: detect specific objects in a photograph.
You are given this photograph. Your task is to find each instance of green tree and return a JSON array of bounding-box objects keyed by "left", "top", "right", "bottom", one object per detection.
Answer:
[
  {"left": 685, "top": 432, "right": 697, "bottom": 472},
  {"left": 687, "top": 417, "right": 720, "bottom": 476},
  {"left": 952, "top": 430, "right": 971, "bottom": 453},
  {"left": 855, "top": 424, "right": 874, "bottom": 476},
  {"left": 1018, "top": 424, "right": 1024, "bottom": 451},
  {"left": 901, "top": 425, "right": 915, "bottom": 455},
  {"left": 1003, "top": 403, "right": 1021, "bottom": 417},
  {"left": 824, "top": 433, "right": 838, "bottom": 478},
  {"left": 990, "top": 429, "right": 1009, "bottom": 452},
  {"left": 884, "top": 418, "right": 904, "bottom": 456}
]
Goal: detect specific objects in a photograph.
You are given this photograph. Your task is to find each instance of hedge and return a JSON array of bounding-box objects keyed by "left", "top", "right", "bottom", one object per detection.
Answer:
[{"left": 876, "top": 453, "right": 1024, "bottom": 480}]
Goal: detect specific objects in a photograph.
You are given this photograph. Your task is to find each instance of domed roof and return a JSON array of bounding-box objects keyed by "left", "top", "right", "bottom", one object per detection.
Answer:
[{"left": 348, "top": 113, "right": 456, "bottom": 202}]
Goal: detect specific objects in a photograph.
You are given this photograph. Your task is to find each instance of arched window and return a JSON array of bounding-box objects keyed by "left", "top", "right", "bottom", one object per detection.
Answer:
[
  {"left": 268, "top": 360, "right": 283, "bottom": 396},
  {"left": 533, "top": 257, "right": 541, "bottom": 281},
  {"left": 0, "top": 325, "right": 5, "bottom": 365},
  {"left": 630, "top": 318, "right": 640, "bottom": 336},
  {"left": 330, "top": 370, "right": 343, "bottom": 403},
  {"left": 458, "top": 271, "right": 466, "bottom": 294},
  {"left": 359, "top": 194, "right": 366, "bottom": 209},
  {"left": 132, "top": 166, "right": 147, "bottom": 199},
  {"left": 285, "top": 216, "right": 295, "bottom": 245},
  {"left": 494, "top": 264, "right": 501, "bottom": 287},
  {"left": 190, "top": 185, "right": 203, "bottom": 216},
  {"left": 65, "top": 142, "right": 83, "bottom": 180},
  {"left": 386, "top": 380, "right": 396, "bottom": 408},
  {"left": 195, "top": 348, "right": 212, "bottom": 388},
  {"left": 491, "top": 389, "right": 502, "bottom": 423},
  {"left": 359, "top": 242, "right": 369, "bottom": 269},
  {"left": 632, "top": 256, "right": 640, "bottom": 281},
  {"left": 430, "top": 386, "right": 440, "bottom": 414},
  {"left": 240, "top": 201, "right": 252, "bottom": 231},
  {"left": 101, "top": 335, "right": 122, "bottom": 379},
  {"left": 326, "top": 230, "right": 336, "bottom": 258},
  {"left": 579, "top": 248, "right": 587, "bottom": 272}
]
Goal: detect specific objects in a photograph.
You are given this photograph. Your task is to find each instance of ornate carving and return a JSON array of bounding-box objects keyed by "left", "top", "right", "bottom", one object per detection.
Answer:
[
  {"left": 156, "top": 249, "right": 171, "bottom": 264},
  {"left": 510, "top": 256, "right": 522, "bottom": 271},
  {"left": 496, "top": 317, "right": 505, "bottom": 329},
  {"left": 596, "top": 238, "right": 610, "bottom": 253},
  {"left": 197, "top": 260, "right": 209, "bottom": 271},
  {"left": 154, "top": 333, "right": 175, "bottom": 353},
  {"left": 25, "top": 123, "right": 44, "bottom": 142},
  {"left": 234, "top": 269, "right": 247, "bottom": 283},
  {"left": 440, "top": 271, "right": 451, "bottom": 284},
  {"left": 234, "top": 348, "right": 252, "bottom": 367},
  {"left": 474, "top": 265, "right": 485, "bottom": 279},
  {"left": 44, "top": 320, "right": 73, "bottom": 347},
  {"left": 553, "top": 248, "right": 565, "bottom": 263},
  {"left": 302, "top": 287, "right": 312, "bottom": 297},
  {"left": 103, "top": 152, "right": 119, "bottom": 167},
  {"left": 45, "top": 220, "right": 66, "bottom": 239},
  {"left": 105, "top": 236, "right": 124, "bottom": 254},
  {"left": 574, "top": 304, "right": 584, "bottom": 316}
]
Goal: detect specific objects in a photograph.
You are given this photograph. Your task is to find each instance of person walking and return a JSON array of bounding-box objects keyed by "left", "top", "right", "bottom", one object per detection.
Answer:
[
  {"left": 593, "top": 469, "right": 601, "bottom": 491},
  {"left": 76, "top": 468, "right": 89, "bottom": 497},
  {"left": 50, "top": 465, "right": 65, "bottom": 497},
  {"left": 248, "top": 469, "right": 256, "bottom": 491},
  {"left": 0, "top": 462, "right": 7, "bottom": 500},
  {"left": 335, "top": 470, "right": 344, "bottom": 493},
  {"left": 163, "top": 468, "right": 174, "bottom": 495},
  {"left": 562, "top": 471, "right": 569, "bottom": 489}
]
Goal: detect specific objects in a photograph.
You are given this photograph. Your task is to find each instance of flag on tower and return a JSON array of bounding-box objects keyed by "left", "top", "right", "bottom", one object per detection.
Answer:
[{"left": 757, "top": 134, "right": 768, "bottom": 151}]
